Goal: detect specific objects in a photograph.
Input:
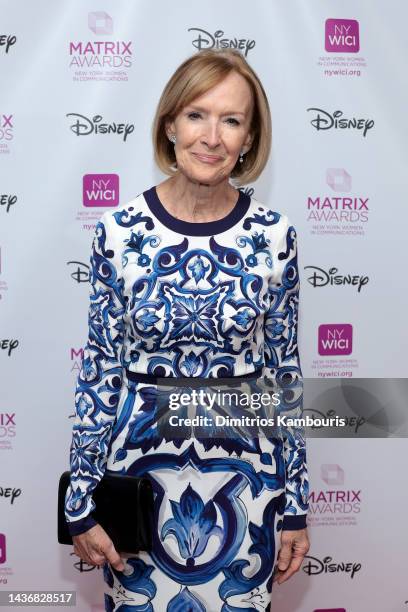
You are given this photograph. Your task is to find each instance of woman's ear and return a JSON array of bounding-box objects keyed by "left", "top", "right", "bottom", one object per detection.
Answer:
[
  {"left": 165, "top": 118, "right": 176, "bottom": 141},
  {"left": 243, "top": 131, "right": 254, "bottom": 154}
]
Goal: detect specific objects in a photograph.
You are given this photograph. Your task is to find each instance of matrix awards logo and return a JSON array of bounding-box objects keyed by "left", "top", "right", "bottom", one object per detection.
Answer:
[
  {"left": 0, "top": 113, "right": 14, "bottom": 154},
  {"left": 306, "top": 169, "right": 370, "bottom": 236},
  {"left": 307, "top": 108, "right": 374, "bottom": 137},
  {"left": 69, "top": 12, "right": 132, "bottom": 82},
  {"left": 317, "top": 18, "right": 366, "bottom": 77},
  {"left": 188, "top": 28, "right": 255, "bottom": 56},
  {"left": 70, "top": 348, "right": 85, "bottom": 402},
  {"left": 0, "top": 194, "right": 17, "bottom": 213},
  {"left": 321, "top": 464, "right": 344, "bottom": 485},
  {"left": 0, "top": 35, "right": 17, "bottom": 54},
  {"left": 308, "top": 464, "right": 362, "bottom": 527},
  {"left": 304, "top": 266, "right": 369, "bottom": 293},
  {"left": 83, "top": 174, "right": 119, "bottom": 207},
  {"left": 318, "top": 324, "right": 352, "bottom": 356},
  {"left": 88, "top": 12, "right": 113, "bottom": 35},
  {"left": 0, "top": 413, "right": 16, "bottom": 450},
  {"left": 325, "top": 19, "right": 359, "bottom": 52}
]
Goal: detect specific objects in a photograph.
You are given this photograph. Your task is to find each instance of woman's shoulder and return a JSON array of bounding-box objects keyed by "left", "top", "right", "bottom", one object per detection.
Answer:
[
  {"left": 97, "top": 190, "right": 150, "bottom": 230},
  {"left": 247, "top": 192, "right": 295, "bottom": 232}
]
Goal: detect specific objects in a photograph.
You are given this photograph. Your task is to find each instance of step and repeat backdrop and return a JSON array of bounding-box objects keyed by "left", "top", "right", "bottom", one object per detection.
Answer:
[{"left": 1, "top": 1, "right": 407, "bottom": 611}]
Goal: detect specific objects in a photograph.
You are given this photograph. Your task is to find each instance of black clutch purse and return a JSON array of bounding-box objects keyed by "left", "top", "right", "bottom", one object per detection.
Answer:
[{"left": 58, "top": 471, "right": 154, "bottom": 554}]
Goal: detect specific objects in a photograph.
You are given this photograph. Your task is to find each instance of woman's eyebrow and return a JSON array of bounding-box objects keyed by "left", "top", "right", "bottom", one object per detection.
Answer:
[{"left": 187, "top": 104, "right": 246, "bottom": 117}]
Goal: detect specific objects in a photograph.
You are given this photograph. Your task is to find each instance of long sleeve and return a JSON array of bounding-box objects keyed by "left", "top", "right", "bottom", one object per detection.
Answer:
[
  {"left": 64, "top": 211, "right": 126, "bottom": 536},
  {"left": 262, "top": 215, "right": 309, "bottom": 530}
]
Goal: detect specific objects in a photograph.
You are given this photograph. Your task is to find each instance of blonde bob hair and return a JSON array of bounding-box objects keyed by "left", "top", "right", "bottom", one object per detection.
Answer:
[{"left": 152, "top": 49, "right": 272, "bottom": 187}]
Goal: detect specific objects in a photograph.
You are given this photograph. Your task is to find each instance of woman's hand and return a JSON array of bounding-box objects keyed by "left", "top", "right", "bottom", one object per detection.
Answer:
[
  {"left": 72, "top": 524, "right": 125, "bottom": 572},
  {"left": 273, "top": 528, "right": 310, "bottom": 585}
]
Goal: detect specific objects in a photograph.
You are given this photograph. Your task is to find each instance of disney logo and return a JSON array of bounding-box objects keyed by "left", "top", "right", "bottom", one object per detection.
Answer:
[
  {"left": 188, "top": 28, "right": 255, "bottom": 56},
  {"left": 66, "top": 113, "right": 134, "bottom": 141},
  {"left": 67, "top": 261, "right": 90, "bottom": 283},
  {"left": 304, "top": 408, "right": 365, "bottom": 433},
  {"left": 303, "top": 555, "right": 361, "bottom": 579},
  {"left": 70, "top": 552, "right": 101, "bottom": 572},
  {"left": 0, "top": 35, "right": 16, "bottom": 53},
  {"left": 0, "top": 195, "right": 17, "bottom": 212},
  {"left": 1, "top": 339, "right": 19, "bottom": 356},
  {"left": 0, "top": 486, "right": 21, "bottom": 504},
  {"left": 307, "top": 108, "right": 374, "bottom": 137},
  {"left": 304, "top": 266, "right": 369, "bottom": 292}
]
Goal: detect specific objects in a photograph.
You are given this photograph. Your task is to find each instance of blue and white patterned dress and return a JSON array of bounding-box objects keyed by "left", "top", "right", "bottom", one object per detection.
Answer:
[{"left": 64, "top": 185, "right": 309, "bottom": 611}]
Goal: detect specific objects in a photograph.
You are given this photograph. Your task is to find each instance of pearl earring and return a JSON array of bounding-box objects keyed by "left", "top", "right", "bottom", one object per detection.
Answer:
[{"left": 239, "top": 149, "right": 245, "bottom": 163}]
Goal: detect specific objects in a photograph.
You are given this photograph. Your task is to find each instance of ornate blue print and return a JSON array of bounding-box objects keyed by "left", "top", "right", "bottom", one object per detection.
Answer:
[
  {"left": 103, "top": 558, "right": 156, "bottom": 611},
  {"left": 122, "top": 229, "right": 160, "bottom": 268},
  {"left": 282, "top": 441, "right": 309, "bottom": 515},
  {"left": 65, "top": 216, "right": 127, "bottom": 520},
  {"left": 124, "top": 235, "right": 267, "bottom": 378},
  {"left": 115, "top": 378, "right": 287, "bottom": 456},
  {"left": 242, "top": 207, "right": 280, "bottom": 230},
  {"left": 65, "top": 193, "right": 309, "bottom": 609},
  {"left": 162, "top": 483, "right": 223, "bottom": 567},
  {"left": 236, "top": 230, "right": 272, "bottom": 268},
  {"left": 115, "top": 443, "right": 286, "bottom": 588},
  {"left": 167, "top": 587, "right": 206, "bottom": 611},
  {"left": 113, "top": 207, "right": 155, "bottom": 230},
  {"left": 219, "top": 494, "right": 285, "bottom": 612}
]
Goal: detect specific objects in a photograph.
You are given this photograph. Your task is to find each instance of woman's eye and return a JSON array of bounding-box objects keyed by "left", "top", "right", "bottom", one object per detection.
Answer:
[
  {"left": 186, "top": 112, "right": 239, "bottom": 125},
  {"left": 226, "top": 118, "right": 240, "bottom": 126}
]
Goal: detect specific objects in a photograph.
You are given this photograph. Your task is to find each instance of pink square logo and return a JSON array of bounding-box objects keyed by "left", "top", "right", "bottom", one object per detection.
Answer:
[
  {"left": 318, "top": 324, "right": 353, "bottom": 356},
  {"left": 321, "top": 464, "right": 344, "bottom": 485},
  {"left": 83, "top": 174, "right": 119, "bottom": 208},
  {"left": 88, "top": 12, "right": 113, "bottom": 35},
  {"left": 325, "top": 18, "right": 359, "bottom": 53},
  {"left": 0, "top": 534, "right": 6, "bottom": 564},
  {"left": 326, "top": 168, "right": 352, "bottom": 193}
]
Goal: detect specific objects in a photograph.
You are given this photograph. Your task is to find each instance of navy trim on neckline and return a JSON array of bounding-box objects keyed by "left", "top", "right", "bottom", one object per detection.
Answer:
[{"left": 142, "top": 185, "right": 251, "bottom": 236}]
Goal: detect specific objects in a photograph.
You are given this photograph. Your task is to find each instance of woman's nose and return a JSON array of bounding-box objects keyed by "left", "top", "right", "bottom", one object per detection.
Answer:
[{"left": 200, "top": 120, "right": 221, "bottom": 149}]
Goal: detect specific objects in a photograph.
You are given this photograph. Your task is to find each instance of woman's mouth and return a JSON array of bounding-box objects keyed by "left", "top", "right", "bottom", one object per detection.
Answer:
[{"left": 191, "top": 152, "right": 223, "bottom": 164}]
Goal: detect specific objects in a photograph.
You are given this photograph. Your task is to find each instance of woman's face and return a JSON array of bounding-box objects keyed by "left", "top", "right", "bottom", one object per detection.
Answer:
[{"left": 166, "top": 70, "right": 254, "bottom": 186}]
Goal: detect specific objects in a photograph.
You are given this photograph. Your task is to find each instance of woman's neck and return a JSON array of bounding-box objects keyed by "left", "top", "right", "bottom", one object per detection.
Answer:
[{"left": 156, "top": 175, "right": 238, "bottom": 223}]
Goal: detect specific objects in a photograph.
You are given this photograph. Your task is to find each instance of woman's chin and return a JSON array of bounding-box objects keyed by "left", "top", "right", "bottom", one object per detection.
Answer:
[{"left": 180, "top": 169, "right": 228, "bottom": 187}]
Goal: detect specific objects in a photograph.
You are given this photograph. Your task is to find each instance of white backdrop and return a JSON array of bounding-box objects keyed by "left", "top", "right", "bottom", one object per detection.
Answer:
[{"left": 1, "top": 1, "right": 407, "bottom": 611}]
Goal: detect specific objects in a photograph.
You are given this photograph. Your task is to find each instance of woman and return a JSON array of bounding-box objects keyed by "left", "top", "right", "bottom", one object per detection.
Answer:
[{"left": 64, "top": 48, "right": 310, "bottom": 611}]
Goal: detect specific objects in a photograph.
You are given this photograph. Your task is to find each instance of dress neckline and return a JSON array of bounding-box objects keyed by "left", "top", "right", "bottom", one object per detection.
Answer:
[{"left": 142, "top": 185, "right": 251, "bottom": 236}]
